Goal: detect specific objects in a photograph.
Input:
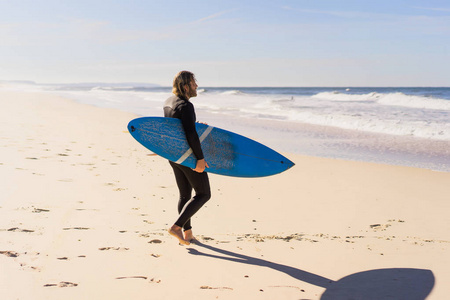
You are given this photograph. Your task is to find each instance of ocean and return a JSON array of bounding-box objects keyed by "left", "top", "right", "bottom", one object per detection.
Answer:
[{"left": 14, "top": 84, "right": 450, "bottom": 172}]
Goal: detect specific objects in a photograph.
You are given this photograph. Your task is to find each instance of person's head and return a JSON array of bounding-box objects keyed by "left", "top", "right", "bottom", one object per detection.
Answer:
[{"left": 172, "top": 70, "right": 198, "bottom": 100}]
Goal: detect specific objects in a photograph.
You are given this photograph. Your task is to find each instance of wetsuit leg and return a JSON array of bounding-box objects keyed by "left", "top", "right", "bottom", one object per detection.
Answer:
[
  {"left": 169, "top": 161, "right": 193, "bottom": 230},
  {"left": 169, "top": 161, "right": 211, "bottom": 230}
]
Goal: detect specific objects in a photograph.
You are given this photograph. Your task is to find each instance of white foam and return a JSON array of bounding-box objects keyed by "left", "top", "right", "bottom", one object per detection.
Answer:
[
  {"left": 312, "top": 91, "right": 380, "bottom": 101},
  {"left": 286, "top": 110, "right": 450, "bottom": 140},
  {"left": 377, "top": 92, "right": 450, "bottom": 111},
  {"left": 220, "top": 90, "right": 243, "bottom": 95},
  {"left": 312, "top": 91, "right": 450, "bottom": 111}
]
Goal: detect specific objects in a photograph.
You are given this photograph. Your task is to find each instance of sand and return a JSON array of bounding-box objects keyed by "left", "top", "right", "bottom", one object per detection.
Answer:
[{"left": 1, "top": 88, "right": 449, "bottom": 299}]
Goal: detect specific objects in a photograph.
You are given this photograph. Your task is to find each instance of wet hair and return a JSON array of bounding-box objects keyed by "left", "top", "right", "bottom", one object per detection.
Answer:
[{"left": 172, "top": 71, "right": 196, "bottom": 99}]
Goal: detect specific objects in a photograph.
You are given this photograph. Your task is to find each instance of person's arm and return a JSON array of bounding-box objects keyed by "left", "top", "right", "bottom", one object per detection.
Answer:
[{"left": 180, "top": 103, "right": 204, "bottom": 161}]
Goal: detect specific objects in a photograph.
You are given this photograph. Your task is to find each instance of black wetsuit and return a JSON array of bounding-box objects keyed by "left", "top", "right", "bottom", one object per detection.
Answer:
[{"left": 164, "top": 95, "right": 211, "bottom": 231}]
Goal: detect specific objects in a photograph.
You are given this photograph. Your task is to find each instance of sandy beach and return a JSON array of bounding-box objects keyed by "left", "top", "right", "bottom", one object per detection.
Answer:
[{"left": 1, "top": 88, "right": 449, "bottom": 299}]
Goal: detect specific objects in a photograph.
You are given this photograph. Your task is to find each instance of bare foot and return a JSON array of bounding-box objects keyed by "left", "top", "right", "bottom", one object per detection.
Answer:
[
  {"left": 169, "top": 225, "right": 190, "bottom": 245},
  {"left": 184, "top": 229, "right": 196, "bottom": 243}
]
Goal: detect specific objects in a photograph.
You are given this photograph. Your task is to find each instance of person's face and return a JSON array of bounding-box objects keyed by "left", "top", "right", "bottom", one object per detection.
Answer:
[{"left": 185, "top": 79, "right": 198, "bottom": 98}]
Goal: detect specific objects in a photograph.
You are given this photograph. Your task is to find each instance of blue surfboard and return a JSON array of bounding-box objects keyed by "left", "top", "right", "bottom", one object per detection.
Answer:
[{"left": 127, "top": 117, "right": 294, "bottom": 177}]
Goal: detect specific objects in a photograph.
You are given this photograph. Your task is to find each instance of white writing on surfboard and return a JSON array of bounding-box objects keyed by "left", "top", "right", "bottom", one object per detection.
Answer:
[{"left": 175, "top": 126, "right": 214, "bottom": 164}]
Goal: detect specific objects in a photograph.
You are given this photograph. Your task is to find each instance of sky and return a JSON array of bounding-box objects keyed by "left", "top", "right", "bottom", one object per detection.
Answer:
[{"left": 0, "top": 0, "right": 449, "bottom": 87}]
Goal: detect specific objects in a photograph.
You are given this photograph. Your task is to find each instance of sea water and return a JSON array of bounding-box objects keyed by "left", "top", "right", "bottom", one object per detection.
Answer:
[{"left": 14, "top": 84, "right": 450, "bottom": 172}]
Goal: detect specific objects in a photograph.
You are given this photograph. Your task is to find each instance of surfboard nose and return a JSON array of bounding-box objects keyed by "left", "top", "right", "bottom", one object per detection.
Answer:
[{"left": 282, "top": 158, "right": 295, "bottom": 170}]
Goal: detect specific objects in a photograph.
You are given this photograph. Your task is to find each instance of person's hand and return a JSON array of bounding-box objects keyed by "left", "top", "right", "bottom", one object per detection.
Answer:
[{"left": 193, "top": 159, "right": 209, "bottom": 173}]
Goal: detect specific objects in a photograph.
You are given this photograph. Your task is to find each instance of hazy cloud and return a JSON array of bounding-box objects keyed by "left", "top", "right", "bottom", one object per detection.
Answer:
[
  {"left": 191, "top": 9, "right": 237, "bottom": 24},
  {"left": 412, "top": 6, "right": 450, "bottom": 12}
]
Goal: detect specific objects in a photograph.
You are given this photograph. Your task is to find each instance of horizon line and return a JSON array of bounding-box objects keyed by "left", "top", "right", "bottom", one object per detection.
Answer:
[{"left": 1, "top": 80, "right": 449, "bottom": 89}]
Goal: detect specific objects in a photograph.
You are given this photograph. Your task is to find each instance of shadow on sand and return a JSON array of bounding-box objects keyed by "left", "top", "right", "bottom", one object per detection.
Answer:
[{"left": 187, "top": 241, "right": 434, "bottom": 300}]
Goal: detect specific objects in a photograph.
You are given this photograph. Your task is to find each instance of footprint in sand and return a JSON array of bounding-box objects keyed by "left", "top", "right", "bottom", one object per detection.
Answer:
[
  {"left": 148, "top": 239, "right": 162, "bottom": 244},
  {"left": 370, "top": 219, "right": 405, "bottom": 232},
  {"left": 269, "top": 285, "right": 306, "bottom": 292},
  {"left": 116, "top": 276, "right": 147, "bottom": 280},
  {"left": 149, "top": 278, "right": 162, "bottom": 283},
  {"left": 32, "top": 172, "right": 45, "bottom": 176},
  {"left": 200, "top": 286, "right": 233, "bottom": 290},
  {"left": 32, "top": 208, "right": 50, "bottom": 213},
  {"left": 58, "top": 178, "right": 73, "bottom": 182},
  {"left": 44, "top": 282, "right": 78, "bottom": 288},
  {"left": 0, "top": 251, "right": 19, "bottom": 257},
  {"left": 63, "top": 227, "right": 90, "bottom": 231},
  {"left": 98, "top": 247, "right": 129, "bottom": 251},
  {"left": 7, "top": 228, "right": 34, "bottom": 233}
]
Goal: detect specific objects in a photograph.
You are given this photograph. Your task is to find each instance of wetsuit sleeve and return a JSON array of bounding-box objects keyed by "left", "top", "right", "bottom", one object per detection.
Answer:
[{"left": 180, "top": 103, "right": 204, "bottom": 160}]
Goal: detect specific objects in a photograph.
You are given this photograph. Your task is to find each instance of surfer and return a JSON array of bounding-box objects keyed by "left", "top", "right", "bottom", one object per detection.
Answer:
[{"left": 164, "top": 71, "right": 211, "bottom": 245}]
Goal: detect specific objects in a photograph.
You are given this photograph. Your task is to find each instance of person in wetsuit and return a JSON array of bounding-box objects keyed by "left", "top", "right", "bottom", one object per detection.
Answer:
[{"left": 164, "top": 71, "right": 211, "bottom": 245}]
